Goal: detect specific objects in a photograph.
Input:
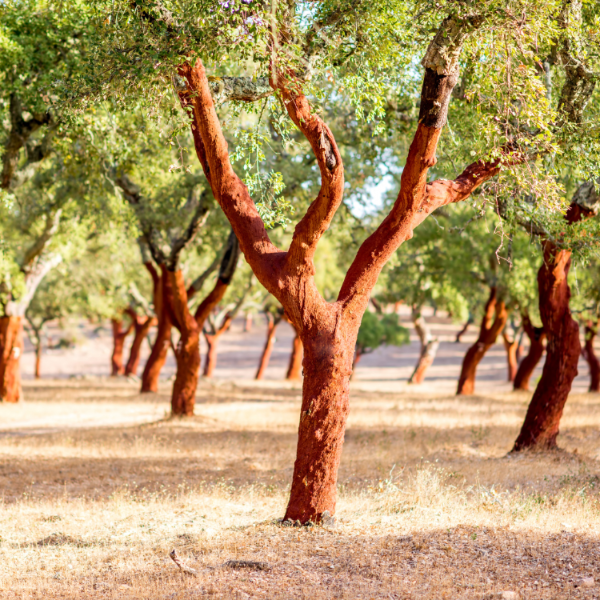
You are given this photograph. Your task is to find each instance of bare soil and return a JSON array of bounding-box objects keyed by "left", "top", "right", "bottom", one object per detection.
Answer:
[{"left": 1, "top": 312, "right": 598, "bottom": 599}]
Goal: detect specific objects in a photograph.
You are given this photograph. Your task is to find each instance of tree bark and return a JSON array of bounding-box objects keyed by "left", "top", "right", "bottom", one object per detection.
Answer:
[
  {"left": 583, "top": 322, "right": 599, "bottom": 392},
  {"left": 141, "top": 264, "right": 172, "bottom": 392},
  {"left": 0, "top": 316, "right": 23, "bottom": 403},
  {"left": 255, "top": 311, "right": 284, "bottom": 380},
  {"left": 513, "top": 243, "right": 580, "bottom": 451},
  {"left": 502, "top": 327, "right": 520, "bottom": 382},
  {"left": 286, "top": 331, "right": 303, "bottom": 381},
  {"left": 284, "top": 330, "right": 354, "bottom": 524},
  {"left": 455, "top": 315, "right": 473, "bottom": 343},
  {"left": 456, "top": 288, "right": 508, "bottom": 395},
  {"left": 167, "top": 269, "right": 200, "bottom": 416},
  {"left": 409, "top": 309, "right": 439, "bottom": 384},
  {"left": 111, "top": 317, "right": 134, "bottom": 376},
  {"left": 202, "top": 314, "right": 233, "bottom": 378},
  {"left": 513, "top": 315, "right": 546, "bottom": 391},
  {"left": 244, "top": 312, "right": 253, "bottom": 332},
  {"left": 35, "top": 336, "right": 42, "bottom": 379},
  {"left": 125, "top": 315, "right": 156, "bottom": 377}
]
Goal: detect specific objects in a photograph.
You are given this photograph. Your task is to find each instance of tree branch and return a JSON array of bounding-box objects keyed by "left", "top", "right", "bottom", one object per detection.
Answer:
[
  {"left": 337, "top": 14, "right": 490, "bottom": 313},
  {"left": 193, "top": 231, "right": 241, "bottom": 328},
  {"left": 22, "top": 209, "right": 63, "bottom": 274},
  {"left": 276, "top": 75, "right": 345, "bottom": 271},
  {"left": 165, "top": 188, "right": 211, "bottom": 271},
  {"left": 1, "top": 94, "right": 53, "bottom": 190},
  {"left": 177, "top": 60, "right": 284, "bottom": 293}
]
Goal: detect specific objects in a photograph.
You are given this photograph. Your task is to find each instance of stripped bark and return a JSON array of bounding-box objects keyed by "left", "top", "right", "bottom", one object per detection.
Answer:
[
  {"left": 286, "top": 329, "right": 303, "bottom": 381},
  {"left": 455, "top": 315, "right": 473, "bottom": 343},
  {"left": 502, "top": 325, "right": 520, "bottom": 383},
  {"left": 513, "top": 315, "right": 546, "bottom": 391},
  {"left": 255, "top": 308, "right": 285, "bottom": 380},
  {"left": 409, "top": 308, "right": 439, "bottom": 384},
  {"left": 111, "top": 316, "right": 134, "bottom": 376},
  {"left": 0, "top": 316, "right": 23, "bottom": 403},
  {"left": 457, "top": 288, "right": 508, "bottom": 395},
  {"left": 141, "top": 262, "right": 172, "bottom": 392},
  {"left": 125, "top": 314, "right": 156, "bottom": 377},
  {"left": 513, "top": 197, "right": 600, "bottom": 450},
  {"left": 203, "top": 314, "right": 233, "bottom": 378}
]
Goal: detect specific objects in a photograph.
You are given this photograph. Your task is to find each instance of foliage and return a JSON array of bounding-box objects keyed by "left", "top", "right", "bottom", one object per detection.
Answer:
[{"left": 356, "top": 311, "right": 409, "bottom": 356}]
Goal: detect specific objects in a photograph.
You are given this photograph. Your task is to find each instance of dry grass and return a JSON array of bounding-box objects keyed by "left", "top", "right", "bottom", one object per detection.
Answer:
[{"left": 1, "top": 379, "right": 600, "bottom": 599}]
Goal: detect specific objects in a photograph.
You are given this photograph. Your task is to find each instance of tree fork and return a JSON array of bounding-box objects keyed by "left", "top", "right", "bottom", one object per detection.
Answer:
[
  {"left": 513, "top": 315, "right": 546, "bottom": 391},
  {"left": 456, "top": 287, "right": 508, "bottom": 395}
]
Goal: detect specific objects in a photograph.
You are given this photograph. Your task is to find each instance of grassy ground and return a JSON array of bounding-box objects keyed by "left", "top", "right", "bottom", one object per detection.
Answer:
[{"left": 1, "top": 379, "right": 599, "bottom": 599}]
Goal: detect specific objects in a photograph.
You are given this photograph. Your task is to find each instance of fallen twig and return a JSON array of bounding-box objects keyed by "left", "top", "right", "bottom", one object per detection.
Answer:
[{"left": 169, "top": 549, "right": 198, "bottom": 576}]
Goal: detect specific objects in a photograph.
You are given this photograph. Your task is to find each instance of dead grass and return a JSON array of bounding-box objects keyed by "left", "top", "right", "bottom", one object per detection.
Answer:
[{"left": 0, "top": 379, "right": 599, "bottom": 599}]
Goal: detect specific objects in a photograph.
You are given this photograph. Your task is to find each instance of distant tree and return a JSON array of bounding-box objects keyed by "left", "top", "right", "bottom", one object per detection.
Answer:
[
  {"left": 353, "top": 312, "right": 409, "bottom": 373},
  {"left": 255, "top": 301, "right": 285, "bottom": 380}
]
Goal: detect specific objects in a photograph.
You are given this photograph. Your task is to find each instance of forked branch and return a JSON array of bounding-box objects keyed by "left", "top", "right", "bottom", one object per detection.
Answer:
[{"left": 178, "top": 60, "right": 284, "bottom": 291}]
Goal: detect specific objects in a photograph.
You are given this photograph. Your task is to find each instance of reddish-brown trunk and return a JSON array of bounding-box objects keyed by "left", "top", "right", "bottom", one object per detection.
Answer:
[
  {"left": 455, "top": 316, "right": 473, "bottom": 343},
  {"left": 111, "top": 318, "right": 133, "bottom": 376},
  {"left": 125, "top": 315, "right": 156, "bottom": 377},
  {"left": 502, "top": 329, "right": 519, "bottom": 382},
  {"left": 284, "top": 331, "right": 353, "bottom": 524},
  {"left": 409, "top": 340, "right": 439, "bottom": 384},
  {"left": 244, "top": 312, "right": 253, "bottom": 332},
  {"left": 203, "top": 333, "right": 218, "bottom": 378},
  {"left": 141, "top": 265, "right": 172, "bottom": 392},
  {"left": 255, "top": 317, "right": 279, "bottom": 380},
  {"left": 168, "top": 269, "right": 200, "bottom": 416},
  {"left": 0, "top": 316, "right": 23, "bottom": 403},
  {"left": 583, "top": 322, "right": 599, "bottom": 392},
  {"left": 513, "top": 243, "right": 580, "bottom": 451},
  {"left": 409, "top": 311, "right": 439, "bottom": 384},
  {"left": 286, "top": 332, "right": 303, "bottom": 381},
  {"left": 457, "top": 288, "right": 508, "bottom": 395},
  {"left": 35, "top": 338, "right": 42, "bottom": 379},
  {"left": 513, "top": 316, "right": 546, "bottom": 391},
  {"left": 202, "top": 314, "right": 233, "bottom": 378}
]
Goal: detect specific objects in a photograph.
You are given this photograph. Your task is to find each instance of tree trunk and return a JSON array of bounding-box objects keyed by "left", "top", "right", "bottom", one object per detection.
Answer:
[
  {"left": 502, "top": 327, "right": 519, "bottom": 382},
  {"left": 583, "top": 322, "right": 599, "bottom": 393},
  {"left": 125, "top": 316, "right": 155, "bottom": 377},
  {"left": 203, "top": 332, "right": 219, "bottom": 378},
  {"left": 110, "top": 319, "right": 128, "bottom": 376},
  {"left": 141, "top": 266, "right": 172, "bottom": 392},
  {"left": 457, "top": 288, "right": 508, "bottom": 395},
  {"left": 286, "top": 331, "right": 303, "bottom": 381},
  {"left": 167, "top": 269, "right": 200, "bottom": 416},
  {"left": 35, "top": 337, "right": 42, "bottom": 379},
  {"left": 284, "top": 331, "right": 354, "bottom": 524},
  {"left": 409, "top": 310, "right": 439, "bottom": 384},
  {"left": 455, "top": 315, "right": 473, "bottom": 343},
  {"left": 513, "top": 316, "right": 546, "bottom": 391},
  {"left": 244, "top": 312, "right": 253, "bottom": 332},
  {"left": 513, "top": 243, "right": 580, "bottom": 451},
  {"left": 0, "top": 316, "right": 23, "bottom": 403},
  {"left": 255, "top": 316, "right": 279, "bottom": 380}
]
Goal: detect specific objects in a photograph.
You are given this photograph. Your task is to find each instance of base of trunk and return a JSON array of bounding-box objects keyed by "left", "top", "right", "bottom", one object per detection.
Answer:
[{"left": 0, "top": 316, "right": 23, "bottom": 403}]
